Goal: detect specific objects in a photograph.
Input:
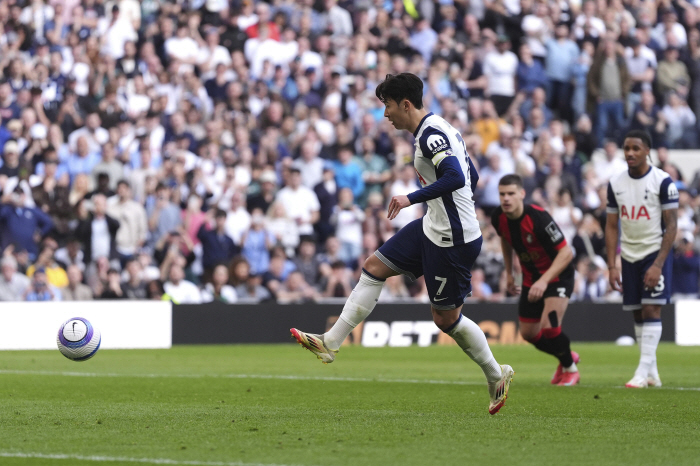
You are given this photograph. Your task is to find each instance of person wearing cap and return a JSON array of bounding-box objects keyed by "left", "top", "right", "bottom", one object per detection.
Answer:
[
  {"left": 483, "top": 34, "right": 518, "bottom": 116},
  {"left": 0, "top": 255, "right": 31, "bottom": 301}
]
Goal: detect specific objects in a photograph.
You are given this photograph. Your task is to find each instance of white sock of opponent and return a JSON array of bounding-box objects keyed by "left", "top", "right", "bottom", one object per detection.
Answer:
[
  {"left": 446, "top": 314, "right": 502, "bottom": 383},
  {"left": 634, "top": 320, "right": 662, "bottom": 380},
  {"left": 323, "top": 270, "right": 384, "bottom": 351}
]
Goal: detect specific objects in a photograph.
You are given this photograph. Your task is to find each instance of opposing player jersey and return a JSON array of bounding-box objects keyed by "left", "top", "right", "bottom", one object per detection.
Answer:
[
  {"left": 491, "top": 204, "right": 574, "bottom": 288},
  {"left": 606, "top": 166, "right": 678, "bottom": 263},
  {"left": 410, "top": 113, "right": 481, "bottom": 247}
]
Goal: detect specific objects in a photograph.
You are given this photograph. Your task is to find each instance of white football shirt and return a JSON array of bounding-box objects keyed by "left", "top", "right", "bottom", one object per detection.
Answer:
[
  {"left": 606, "top": 166, "right": 678, "bottom": 262},
  {"left": 412, "top": 113, "right": 482, "bottom": 247}
]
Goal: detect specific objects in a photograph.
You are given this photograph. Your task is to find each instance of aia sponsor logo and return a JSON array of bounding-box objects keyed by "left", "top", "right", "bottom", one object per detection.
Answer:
[{"left": 620, "top": 205, "right": 650, "bottom": 220}]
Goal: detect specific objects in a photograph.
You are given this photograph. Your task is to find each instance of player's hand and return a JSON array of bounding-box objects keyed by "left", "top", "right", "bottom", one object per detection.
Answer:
[
  {"left": 643, "top": 264, "right": 662, "bottom": 290},
  {"left": 609, "top": 266, "right": 622, "bottom": 292},
  {"left": 387, "top": 195, "right": 411, "bottom": 220},
  {"left": 506, "top": 275, "right": 521, "bottom": 296},
  {"left": 528, "top": 279, "right": 547, "bottom": 302}
]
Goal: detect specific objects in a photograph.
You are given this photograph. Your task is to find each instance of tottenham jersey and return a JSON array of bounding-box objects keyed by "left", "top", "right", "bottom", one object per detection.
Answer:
[
  {"left": 413, "top": 113, "right": 481, "bottom": 247},
  {"left": 606, "top": 166, "right": 678, "bottom": 262}
]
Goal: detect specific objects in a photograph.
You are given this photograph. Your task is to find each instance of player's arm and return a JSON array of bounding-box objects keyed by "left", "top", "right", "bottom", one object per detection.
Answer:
[
  {"left": 644, "top": 178, "right": 680, "bottom": 288},
  {"left": 500, "top": 237, "right": 520, "bottom": 296},
  {"left": 604, "top": 182, "right": 622, "bottom": 292},
  {"left": 528, "top": 244, "right": 574, "bottom": 302}
]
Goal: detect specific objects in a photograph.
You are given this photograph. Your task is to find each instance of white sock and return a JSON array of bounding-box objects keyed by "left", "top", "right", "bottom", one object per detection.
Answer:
[
  {"left": 634, "top": 320, "right": 662, "bottom": 380},
  {"left": 447, "top": 314, "right": 502, "bottom": 383},
  {"left": 563, "top": 362, "right": 578, "bottom": 373},
  {"left": 636, "top": 322, "right": 658, "bottom": 379},
  {"left": 323, "top": 271, "right": 384, "bottom": 350}
]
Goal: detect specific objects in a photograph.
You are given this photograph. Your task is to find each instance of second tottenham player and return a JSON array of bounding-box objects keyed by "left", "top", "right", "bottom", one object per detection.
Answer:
[{"left": 290, "top": 73, "right": 514, "bottom": 415}]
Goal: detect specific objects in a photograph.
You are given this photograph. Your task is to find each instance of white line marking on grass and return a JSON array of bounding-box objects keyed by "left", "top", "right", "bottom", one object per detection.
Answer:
[
  {"left": 0, "top": 451, "right": 302, "bottom": 466},
  {"left": 1, "top": 370, "right": 699, "bottom": 391}
]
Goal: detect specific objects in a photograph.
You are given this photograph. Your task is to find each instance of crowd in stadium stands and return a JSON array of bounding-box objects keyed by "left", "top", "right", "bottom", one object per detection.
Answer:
[{"left": 2, "top": 0, "right": 700, "bottom": 305}]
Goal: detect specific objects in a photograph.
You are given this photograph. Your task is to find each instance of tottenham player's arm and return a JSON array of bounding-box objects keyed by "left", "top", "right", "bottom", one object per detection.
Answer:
[
  {"left": 644, "top": 178, "right": 679, "bottom": 289},
  {"left": 388, "top": 128, "right": 467, "bottom": 219},
  {"left": 605, "top": 182, "right": 622, "bottom": 292}
]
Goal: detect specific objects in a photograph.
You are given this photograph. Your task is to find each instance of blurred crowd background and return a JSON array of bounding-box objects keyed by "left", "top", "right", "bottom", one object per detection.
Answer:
[{"left": 1, "top": 0, "right": 700, "bottom": 305}]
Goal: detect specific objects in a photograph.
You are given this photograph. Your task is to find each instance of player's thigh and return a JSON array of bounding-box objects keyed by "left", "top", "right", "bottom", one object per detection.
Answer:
[
  {"left": 641, "top": 304, "right": 662, "bottom": 320},
  {"left": 540, "top": 297, "right": 570, "bottom": 328},
  {"left": 374, "top": 218, "right": 424, "bottom": 281},
  {"left": 422, "top": 236, "right": 482, "bottom": 311},
  {"left": 363, "top": 254, "right": 399, "bottom": 281}
]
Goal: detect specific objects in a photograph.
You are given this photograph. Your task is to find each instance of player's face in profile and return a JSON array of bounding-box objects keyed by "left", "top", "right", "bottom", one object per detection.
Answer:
[
  {"left": 383, "top": 98, "right": 406, "bottom": 130},
  {"left": 622, "top": 137, "right": 649, "bottom": 171},
  {"left": 498, "top": 184, "right": 525, "bottom": 216}
]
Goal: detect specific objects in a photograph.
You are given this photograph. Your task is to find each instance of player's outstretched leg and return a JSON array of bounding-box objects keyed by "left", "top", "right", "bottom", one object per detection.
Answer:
[
  {"left": 627, "top": 316, "right": 662, "bottom": 388},
  {"left": 444, "top": 313, "right": 514, "bottom": 414},
  {"left": 291, "top": 269, "right": 384, "bottom": 363}
]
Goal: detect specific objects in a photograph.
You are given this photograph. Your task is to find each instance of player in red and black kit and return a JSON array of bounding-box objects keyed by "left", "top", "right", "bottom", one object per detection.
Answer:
[{"left": 491, "top": 174, "right": 580, "bottom": 386}]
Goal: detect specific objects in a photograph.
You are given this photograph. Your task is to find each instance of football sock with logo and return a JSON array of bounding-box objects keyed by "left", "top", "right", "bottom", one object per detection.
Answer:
[
  {"left": 323, "top": 269, "right": 385, "bottom": 351},
  {"left": 531, "top": 327, "right": 575, "bottom": 368},
  {"left": 634, "top": 319, "right": 662, "bottom": 380},
  {"left": 445, "top": 314, "right": 502, "bottom": 383}
]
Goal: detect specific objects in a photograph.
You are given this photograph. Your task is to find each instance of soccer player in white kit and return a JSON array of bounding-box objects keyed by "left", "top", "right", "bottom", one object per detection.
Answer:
[
  {"left": 291, "top": 73, "right": 514, "bottom": 414},
  {"left": 605, "top": 130, "right": 678, "bottom": 388}
]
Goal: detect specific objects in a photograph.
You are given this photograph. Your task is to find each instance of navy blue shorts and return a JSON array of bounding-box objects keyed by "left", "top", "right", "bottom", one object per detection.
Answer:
[
  {"left": 375, "top": 219, "right": 482, "bottom": 310},
  {"left": 621, "top": 251, "right": 672, "bottom": 311}
]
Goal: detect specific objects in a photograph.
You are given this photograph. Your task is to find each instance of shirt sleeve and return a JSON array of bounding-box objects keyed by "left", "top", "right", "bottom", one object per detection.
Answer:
[
  {"left": 407, "top": 156, "right": 465, "bottom": 204},
  {"left": 534, "top": 208, "right": 567, "bottom": 250},
  {"left": 659, "top": 177, "right": 679, "bottom": 210},
  {"left": 606, "top": 182, "right": 619, "bottom": 213}
]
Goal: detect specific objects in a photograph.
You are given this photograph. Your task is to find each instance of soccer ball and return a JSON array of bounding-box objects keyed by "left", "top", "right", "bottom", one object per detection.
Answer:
[{"left": 57, "top": 317, "right": 101, "bottom": 361}]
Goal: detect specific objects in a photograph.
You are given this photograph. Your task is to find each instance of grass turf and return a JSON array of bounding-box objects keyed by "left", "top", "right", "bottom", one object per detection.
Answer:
[{"left": 0, "top": 343, "right": 699, "bottom": 466}]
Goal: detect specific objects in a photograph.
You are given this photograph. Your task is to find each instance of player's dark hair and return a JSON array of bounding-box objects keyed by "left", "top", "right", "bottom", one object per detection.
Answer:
[
  {"left": 498, "top": 174, "right": 523, "bottom": 188},
  {"left": 624, "top": 129, "right": 652, "bottom": 149},
  {"left": 375, "top": 73, "right": 424, "bottom": 109}
]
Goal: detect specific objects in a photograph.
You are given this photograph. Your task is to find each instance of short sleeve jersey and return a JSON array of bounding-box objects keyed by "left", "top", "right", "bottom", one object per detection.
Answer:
[
  {"left": 491, "top": 204, "right": 574, "bottom": 287},
  {"left": 606, "top": 166, "right": 678, "bottom": 263},
  {"left": 413, "top": 113, "right": 481, "bottom": 247}
]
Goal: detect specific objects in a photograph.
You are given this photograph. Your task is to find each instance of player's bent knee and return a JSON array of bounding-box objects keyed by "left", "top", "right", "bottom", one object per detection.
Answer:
[
  {"left": 519, "top": 326, "right": 541, "bottom": 342},
  {"left": 362, "top": 254, "right": 395, "bottom": 281}
]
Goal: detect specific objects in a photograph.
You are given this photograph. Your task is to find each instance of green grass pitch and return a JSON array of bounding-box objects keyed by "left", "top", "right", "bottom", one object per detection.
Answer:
[{"left": 1, "top": 343, "right": 699, "bottom": 466}]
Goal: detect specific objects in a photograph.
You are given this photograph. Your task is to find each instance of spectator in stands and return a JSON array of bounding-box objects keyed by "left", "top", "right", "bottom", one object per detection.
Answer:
[
  {"left": 266, "top": 200, "right": 300, "bottom": 258},
  {"left": 99, "top": 268, "right": 126, "bottom": 299},
  {"left": 147, "top": 183, "right": 182, "bottom": 249},
  {"left": 292, "top": 237, "right": 323, "bottom": 290},
  {"left": 333, "top": 146, "right": 364, "bottom": 201},
  {"left": 61, "top": 264, "right": 93, "bottom": 301},
  {"left": 355, "top": 136, "right": 391, "bottom": 207},
  {"left": 673, "top": 232, "right": 700, "bottom": 298},
  {"left": 363, "top": 191, "right": 394, "bottom": 248},
  {"left": 578, "top": 256, "right": 609, "bottom": 301},
  {"left": 389, "top": 164, "right": 422, "bottom": 231},
  {"left": 240, "top": 208, "right": 275, "bottom": 276},
  {"left": 624, "top": 38, "right": 656, "bottom": 119},
  {"left": 108, "top": 180, "right": 148, "bottom": 266},
  {"left": 0, "top": 185, "right": 53, "bottom": 261},
  {"left": 330, "top": 187, "right": 365, "bottom": 267},
  {"left": 202, "top": 264, "right": 238, "bottom": 304},
  {"left": 0, "top": 255, "right": 30, "bottom": 301},
  {"left": 198, "top": 208, "right": 239, "bottom": 279},
  {"left": 587, "top": 38, "right": 630, "bottom": 146},
  {"left": 275, "top": 166, "right": 319, "bottom": 238},
  {"left": 478, "top": 155, "right": 508, "bottom": 216},
  {"left": 629, "top": 90, "right": 666, "bottom": 148},
  {"left": 517, "top": 44, "right": 548, "bottom": 96},
  {"left": 378, "top": 275, "right": 410, "bottom": 302},
  {"left": 296, "top": 138, "right": 324, "bottom": 190},
  {"left": 313, "top": 164, "right": 338, "bottom": 245},
  {"left": 26, "top": 244, "right": 68, "bottom": 289},
  {"left": 122, "top": 259, "right": 147, "bottom": 300},
  {"left": 656, "top": 46, "right": 690, "bottom": 100},
  {"left": 0, "top": 140, "right": 21, "bottom": 178},
  {"left": 661, "top": 90, "right": 697, "bottom": 148},
  {"left": 163, "top": 263, "right": 201, "bottom": 304},
  {"left": 593, "top": 140, "right": 627, "bottom": 185},
  {"left": 322, "top": 260, "right": 352, "bottom": 298},
  {"left": 92, "top": 142, "right": 123, "bottom": 191},
  {"left": 277, "top": 270, "right": 319, "bottom": 303},
  {"left": 484, "top": 35, "right": 519, "bottom": 116},
  {"left": 75, "top": 193, "right": 120, "bottom": 268},
  {"left": 545, "top": 22, "right": 579, "bottom": 123},
  {"left": 246, "top": 169, "right": 277, "bottom": 215}
]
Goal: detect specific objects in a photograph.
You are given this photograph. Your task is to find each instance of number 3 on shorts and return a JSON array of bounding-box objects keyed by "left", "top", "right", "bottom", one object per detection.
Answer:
[
  {"left": 435, "top": 276, "right": 447, "bottom": 295},
  {"left": 557, "top": 287, "right": 566, "bottom": 298}
]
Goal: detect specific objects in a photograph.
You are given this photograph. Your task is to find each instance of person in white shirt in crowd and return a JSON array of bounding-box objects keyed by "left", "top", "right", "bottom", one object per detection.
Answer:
[
  {"left": 201, "top": 264, "right": 238, "bottom": 304},
  {"left": 0, "top": 255, "right": 30, "bottom": 301},
  {"left": 164, "top": 263, "right": 202, "bottom": 304},
  {"left": 483, "top": 35, "right": 519, "bottom": 116},
  {"left": 164, "top": 21, "right": 200, "bottom": 71},
  {"left": 61, "top": 264, "right": 94, "bottom": 301},
  {"left": 98, "top": 5, "right": 137, "bottom": 60},
  {"left": 68, "top": 111, "right": 109, "bottom": 154},
  {"left": 331, "top": 187, "right": 366, "bottom": 265},
  {"left": 224, "top": 190, "right": 252, "bottom": 246},
  {"left": 107, "top": 180, "right": 148, "bottom": 265},
  {"left": 593, "top": 139, "right": 627, "bottom": 185},
  {"left": 295, "top": 138, "right": 324, "bottom": 190},
  {"left": 275, "top": 166, "right": 320, "bottom": 238},
  {"left": 550, "top": 188, "right": 583, "bottom": 248},
  {"left": 661, "top": 90, "right": 697, "bottom": 148},
  {"left": 485, "top": 124, "right": 517, "bottom": 174},
  {"left": 478, "top": 154, "right": 508, "bottom": 216}
]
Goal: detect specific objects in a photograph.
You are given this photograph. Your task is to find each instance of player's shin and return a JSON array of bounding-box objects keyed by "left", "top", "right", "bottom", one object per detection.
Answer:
[
  {"left": 323, "top": 269, "right": 385, "bottom": 350},
  {"left": 445, "top": 314, "right": 502, "bottom": 383},
  {"left": 530, "top": 327, "right": 575, "bottom": 368},
  {"left": 634, "top": 318, "right": 662, "bottom": 379}
]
